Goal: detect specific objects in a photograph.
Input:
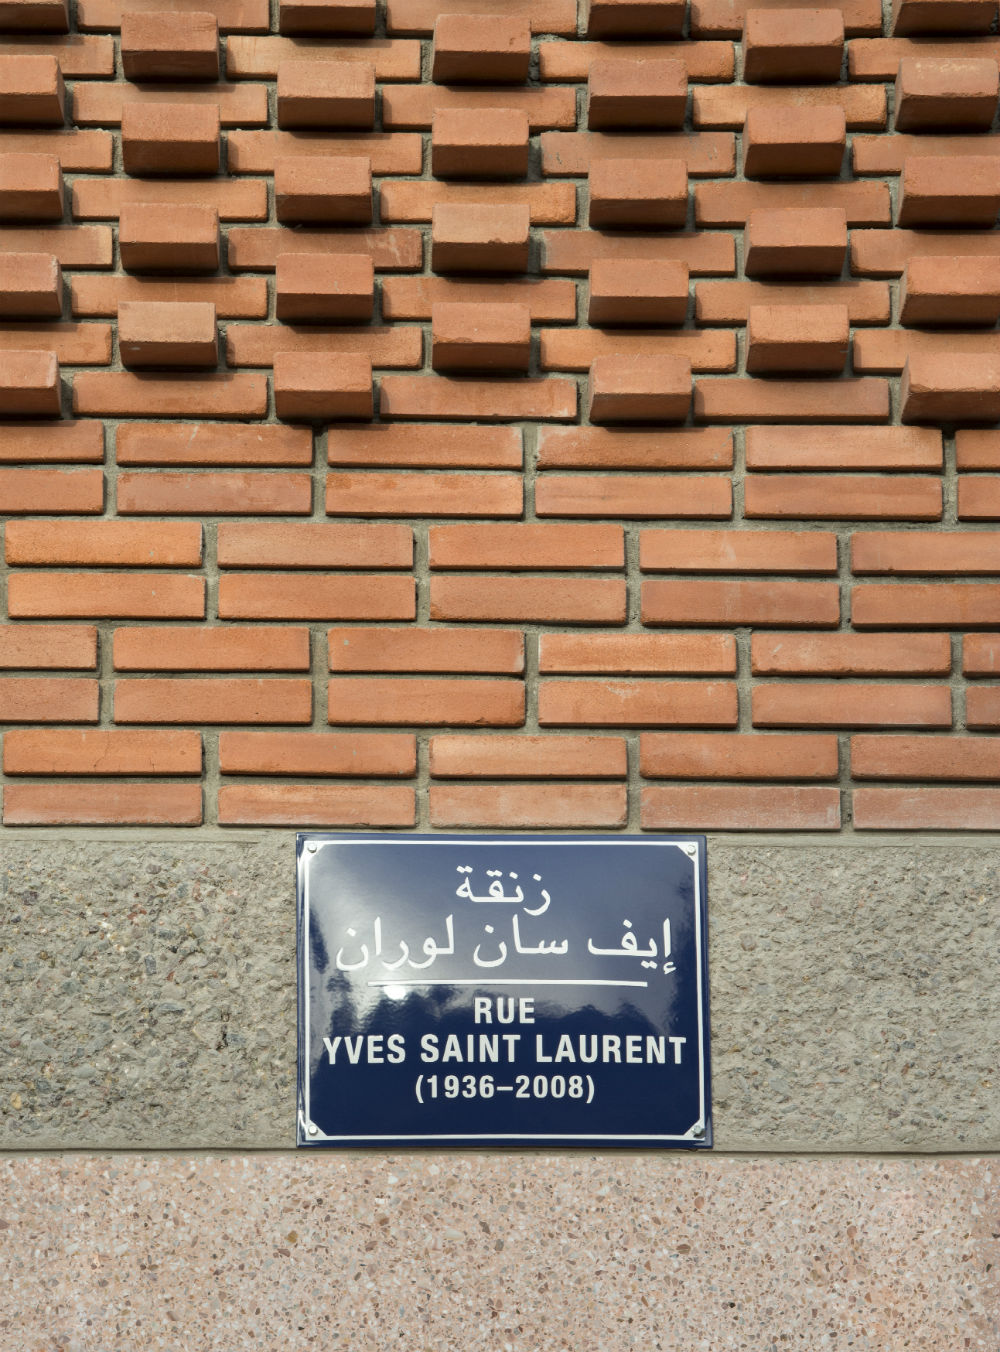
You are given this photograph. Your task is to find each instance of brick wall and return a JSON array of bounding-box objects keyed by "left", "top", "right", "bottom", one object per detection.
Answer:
[{"left": 2, "top": 0, "right": 1000, "bottom": 833}]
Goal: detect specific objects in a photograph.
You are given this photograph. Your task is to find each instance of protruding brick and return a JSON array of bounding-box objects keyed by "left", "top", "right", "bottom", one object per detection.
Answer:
[
  {"left": 274, "top": 154, "right": 372, "bottom": 224},
  {"left": 0, "top": 251, "right": 60, "bottom": 317},
  {"left": 0, "top": 349, "right": 59, "bottom": 416},
  {"left": 892, "top": 0, "right": 996, "bottom": 36},
  {"left": 589, "top": 354, "right": 691, "bottom": 423},
  {"left": 118, "top": 301, "right": 217, "bottom": 369},
  {"left": 276, "top": 252, "right": 374, "bottom": 324},
  {"left": 431, "top": 301, "right": 530, "bottom": 372},
  {"left": 277, "top": 58, "right": 374, "bottom": 129},
  {"left": 588, "top": 258, "right": 688, "bottom": 326},
  {"left": 431, "top": 107, "right": 529, "bottom": 180},
  {"left": 118, "top": 202, "right": 220, "bottom": 272},
  {"left": 747, "top": 303, "right": 849, "bottom": 373},
  {"left": 898, "top": 155, "right": 1000, "bottom": 228},
  {"left": 743, "top": 105, "right": 845, "bottom": 178},
  {"left": 432, "top": 13, "right": 530, "bottom": 84},
  {"left": 743, "top": 7, "right": 844, "bottom": 83},
  {"left": 120, "top": 11, "right": 220, "bottom": 82},
  {"left": 0, "top": 53, "right": 62, "bottom": 124},
  {"left": 0, "top": 151, "right": 62, "bottom": 219},
  {"left": 744, "top": 207, "right": 847, "bottom": 276},
  {"left": 121, "top": 102, "right": 220, "bottom": 176},
  {"left": 0, "top": 0, "right": 68, "bottom": 31},
  {"left": 587, "top": 57, "right": 687, "bottom": 130},
  {"left": 900, "top": 256, "right": 1000, "bottom": 327},
  {"left": 431, "top": 202, "right": 529, "bottom": 273},
  {"left": 279, "top": 0, "right": 375, "bottom": 32},
  {"left": 588, "top": 156, "right": 687, "bottom": 229},
  {"left": 895, "top": 57, "right": 998, "bottom": 131},
  {"left": 274, "top": 350, "right": 372, "bottom": 421},
  {"left": 586, "top": 0, "right": 685, "bottom": 38},
  {"left": 901, "top": 352, "right": 1000, "bottom": 423}
]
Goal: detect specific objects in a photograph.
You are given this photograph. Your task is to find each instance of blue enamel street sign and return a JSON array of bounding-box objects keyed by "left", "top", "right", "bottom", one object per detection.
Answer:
[{"left": 297, "top": 833, "right": 711, "bottom": 1148}]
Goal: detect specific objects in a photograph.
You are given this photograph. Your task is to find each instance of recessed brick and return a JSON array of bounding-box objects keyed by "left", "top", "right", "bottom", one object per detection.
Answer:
[
  {"left": 274, "top": 154, "right": 372, "bottom": 224},
  {"left": 586, "top": 0, "right": 685, "bottom": 38},
  {"left": 588, "top": 56, "right": 687, "bottom": 130},
  {"left": 588, "top": 156, "right": 687, "bottom": 228},
  {"left": 0, "top": 348, "right": 59, "bottom": 416},
  {"left": 743, "top": 105, "right": 846, "bottom": 177},
  {"left": 0, "top": 53, "right": 63, "bottom": 124},
  {"left": 901, "top": 352, "right": 1000, "bottom": 423},
  {"left": 588, "top": 258, "right": 688, "bottom": 326},
  {"left": 589, "top": 354, "right": 691, "bottom": 423},
  {"left": 897, "top": 155, "right": 1000, "bottom": 227},
  {"left": 118, "top": 301, "right": 217, "bottom": 368},
  {"left": 121, "top": 102, "right": 220, "bottom": 176},
  {"left": 274, "top": 350, "right": 372, "bottom": 421},
  {"left": 120, "top": 11, "right": 219, "bottom": 82},
  {"left": 431, "top": 301, "right": 530, "bottom": 372},
  {"left": 900, "top": 256, "right": 1000, "bottom": 327},
  {"left": 279, "top": 0, "right": 376, "bottom": 33},
  {"left": 431, "top": 107, "right": 529, "bottom": 180},
  {"left": 0, "top": 151, "right": 62, "bottom": 220},
  {"left": 118, "top": 202, "right": 220, "bottom": 272},
  {"left": 277, "top": 58, "right": 374, "bottom": 129},
  {"left": 0, "top": 251, "right": 60, "bottom": 317},
  {"left": 275, "top": 252, "right": 374, "bottom": 324},
  {"left": 744, "top": 207, "right": 847, "bottom": 276},
  {"left": 431, "top": 13, "right": 530, "bottom": 84},
  {"left": 431, "top": 202, "right": 530, "bottom": 273},
  {"left": 746, "top": 303, "right": 849, "bottom": 373},
  {"left": 743, "top": 7, "right": 844, "bottom": 82}
]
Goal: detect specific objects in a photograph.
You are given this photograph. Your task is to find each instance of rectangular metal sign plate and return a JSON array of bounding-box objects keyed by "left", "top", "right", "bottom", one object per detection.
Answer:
[{"left": 297, "top": 833, "right": 711, "bottom": 1148}]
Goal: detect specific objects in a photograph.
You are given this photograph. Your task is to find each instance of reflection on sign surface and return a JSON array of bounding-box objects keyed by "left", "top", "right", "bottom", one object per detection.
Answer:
[{"left": 297, "top": 833, "right": 711, "bottom": 1147}]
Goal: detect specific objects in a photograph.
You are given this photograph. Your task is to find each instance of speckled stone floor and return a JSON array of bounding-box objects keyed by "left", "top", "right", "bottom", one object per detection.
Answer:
[{"left": 1, "top": 1154, "right": 996, "bottom": 1350}]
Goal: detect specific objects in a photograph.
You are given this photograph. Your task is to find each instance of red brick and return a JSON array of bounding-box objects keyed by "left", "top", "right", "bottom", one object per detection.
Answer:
[
  {"left": 431, "top": 203, "right": 529, "bottom": 274},
  {"left": 430, "top": 576, "right": 626, "bottom": 624},
  {"left": 73, "top": 373, "right": 267, "bottom": 419},
  {"left": 589, "top": 354, "right": 691, "bottom": 424},
  {"left": 695, "top": 378, "right": 890, "bottom": 423},
  {"left": 6, "top": 519, "right": 199, "bottom": 564},
  {"left": 384, "top": 176, "right": 578, "bottom": 226},
  {"left": 640, "top": 528, "right": 836, "bottom": 573},
  {"left": 217, "top": 521, "right": 411, "bottom": 568},
  {"left": 956, "top": 430, "right": 1000, "bottom": 470},
  {"left": 120, "top": 10, "right": 219, "bottom": 81},
  {"left": 385, "top": 84, "right": 574, "bottom": 133},
  {"left": 0, "top": 250, "right": 59, "bottom": 316},
  {"left": 752, "top": 632, "right": 951, "bottom": 675},
  {"left": 898, "top": 155, "right": 1000, "bottom": 227},
  {"left": 641, "top": 731, "right": 838, "bottom": 778},
  {"left": 217, "top": 783, "right": 414, "bottom": 827},
  {"left": 329, "top": 627, "right": 523, "bottom": 673},
  {"left": 697, "top": 279, "right": 888, "bottom": 326},
  {"left": 743, "top": 105, "right": 845, "bottom": 178},
  {"left": 275, "top": 252, "right": 373, "bottom": 324},
  {"left": 390, "top": 0, "right": 575, "bottom": 37},
  {"left": 747, "top": 303, "right": 848, "bottom": 374},
  {"left": 542, "top": 229, "right": 735, "bottom": 278},
  {"left": 542, "top": 127, "right": 735, "bottom": 177},
  {"left": 0, "top": 467, "right": 101, "bottom": 512},
  {"left": 218, "top": 574, "right": 414, "bottom": 620},
  {"left": 851, "top": 228, "right": 1000, "bottom": 278},
  {"left": 431, "top": 302, "right": 530, "bottom": 373},
  {"left": 78, "top": 0, "right": 270, "bottom": 26},
  {"left": 118, "top": 300, "right": 217, "bottom": 369},
  {"left": 383, "top": 277, "right": 576, "bottom": 325},
  {"left": 744, "top": 206, "right": 847, "bottom": 276},
  {"left": 429, "top": 783, "right": 627, "bottom": 829},
  {"left": 746, "top": 424, "right": 942, "bottom": 471},
  {"left": 966, "top": 687, "right": 1000, "bottom": 728},
  {"left": 586, "top": 0, "right": 686, "bottom": 38},
  {"left": 853, "top": 785, "right": 1000, "bottom": 830},
  {"left": 429, "top": 733, "right": 627, "bottom": 778},
  {"left": 851, "top": 734, "right": 1000, "bottom": 781},
  {"left": 0, "top": 0, "right": 68, "bottom": 31},
  {"left": 121, "top": 102, "right": 220, "bottom": 176},
  {"left": 326, "top": 471, "right": 522, "bottom": 518},
  {"left": 852, "top": 583, "right": 1000, "bottom": 628},
  {"left": 0, "top": 675, "right": 97, "bottom": 721},
  {"left": 589, "top": 156, "right": 687, "bottom": 229},
  {"left": 0, "top": 420, "right": 102, "bottom": 464},
  {"left": 229, "top": 129, "right": 418, "bottom": 177},
  {"left": 114, "top": 625, "right": 310, "bottom": 672},
  {"left": 74, "top": 83, "right": 266, "bottom": 131},
  {"left": 4, "top": 728, "right": 201, "bottom": 774},
  {"left": 117, "top": 471, "right": 310, "bottom": 516},
  {"left": 429, "top": 523, "right": 622, "bottom": 571},
  {"left": 226, "top": 325, "right": 419, "bottom": 371},
  {"left": 642, "top": 783, "right": 841, "bottom": 830},
  {"left": 431, "top": 107, "right": 529, "bottom": 180},
  {"left": 0, "top": 349, "right": 58, "bottom": 416},
  {"left": 698, "top": 181, "right": 888, "bottom": 228},
  {"left": 754, "top": 682, "right": 951, "bottom": 728},
  {"left": 115, "top": 677, "right": 311, "bottom": 724},
  {"left": 0, "top": 53, "right": 62, "bottom": 123},
  {"left": 274, "top": 351, "right": 371, "bottom": 422},
  {"left": 743, "top": 7, "right": 844, "bottom": 82},
  {"left": 220, "top": 730, "right": 413, "bottom": 775},
  {"left": 119, "top": 202, "right": 219, "bottom": 273},
  {"left": 0, "top": 151, "right": 62, "bottom": 219},
  {"left": 4, "top": 782, "right": 202, "bottom": 826},
  {"left": 896, "top": 57, "right": 998, "bottom": 130},
  {"left": 540, "top": 678, "right": 737, "bottom": 727},
  {"left": 329, "top": 676, "right": 523, "bottom": 726},
  {"left": 536, "top": 426, "right": 732, "bottom": 469},
  {"left": 589, "top": 258, "right": 688, "bottom": 327},
  {"left": 643, "top": 578, "right": 839, "bottom": 626},
  {"left": 116, "top": 423, "right": 310, "bottom": 467},
  {"left": 379, "top": 375, "right": 576, "bottom": 422},
  {"left": 588, "top": 56, "right": 687, "bottom": 130},
  {"left": 901, "top": 256, "right": 1000, "bottom": 327},
  {"left": 431, "top": 13, "right": 530, "bottom": 83},
  {"left": 535, "top": 473, "right": 731, "bottom": 520},
  {"left": 277, "top": 0, "right": 375, "bottom": 32},
  {"left": 694, "top": 82, "right": 884, "bottom": 130},
  {"left": 0, "top": 623, "right": 96, "bottom": 669},
  {"left": 541, "top": 328, "right": 735, "bottom": 376},
  {"left": 964, "top": 634, "right": 1000, "bottom": 676},
  {"left": 8, "top": 213, "right": 106, "bottom": 257},
  {"left": 0, "top": 324, "right": 107, "bottom": 368},
  {"left": 902, "top": 352, "right": 1000, "bottom": 423},
  {"left": 276, "top": 57, "right": 373, "bottom": 129},
  {"left": 891, "top": 0, "right": 995, "bottom": 34},
  {"left": 852, "top": 530, "right": 1000, "bottom": 573},
  {"left": 540, "top": 632, "right": 736, "bottom": 674},
  {"left": 8, "top": 572, "right": 204, "bottom": 618},
  {"left": 745, "top": 475, "right": 942, "bottom": 521},
  {"left": 273, "top": 155, "right": 371, "bottom": 225}
]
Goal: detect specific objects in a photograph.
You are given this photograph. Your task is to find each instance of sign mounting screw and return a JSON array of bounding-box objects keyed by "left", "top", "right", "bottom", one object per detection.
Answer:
[
  {"left": 307, "top": 1121, "right": 319, "bottom": 1136},
  {"left": 307, "top": 843, "right": 317, "bottom": 853}
]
